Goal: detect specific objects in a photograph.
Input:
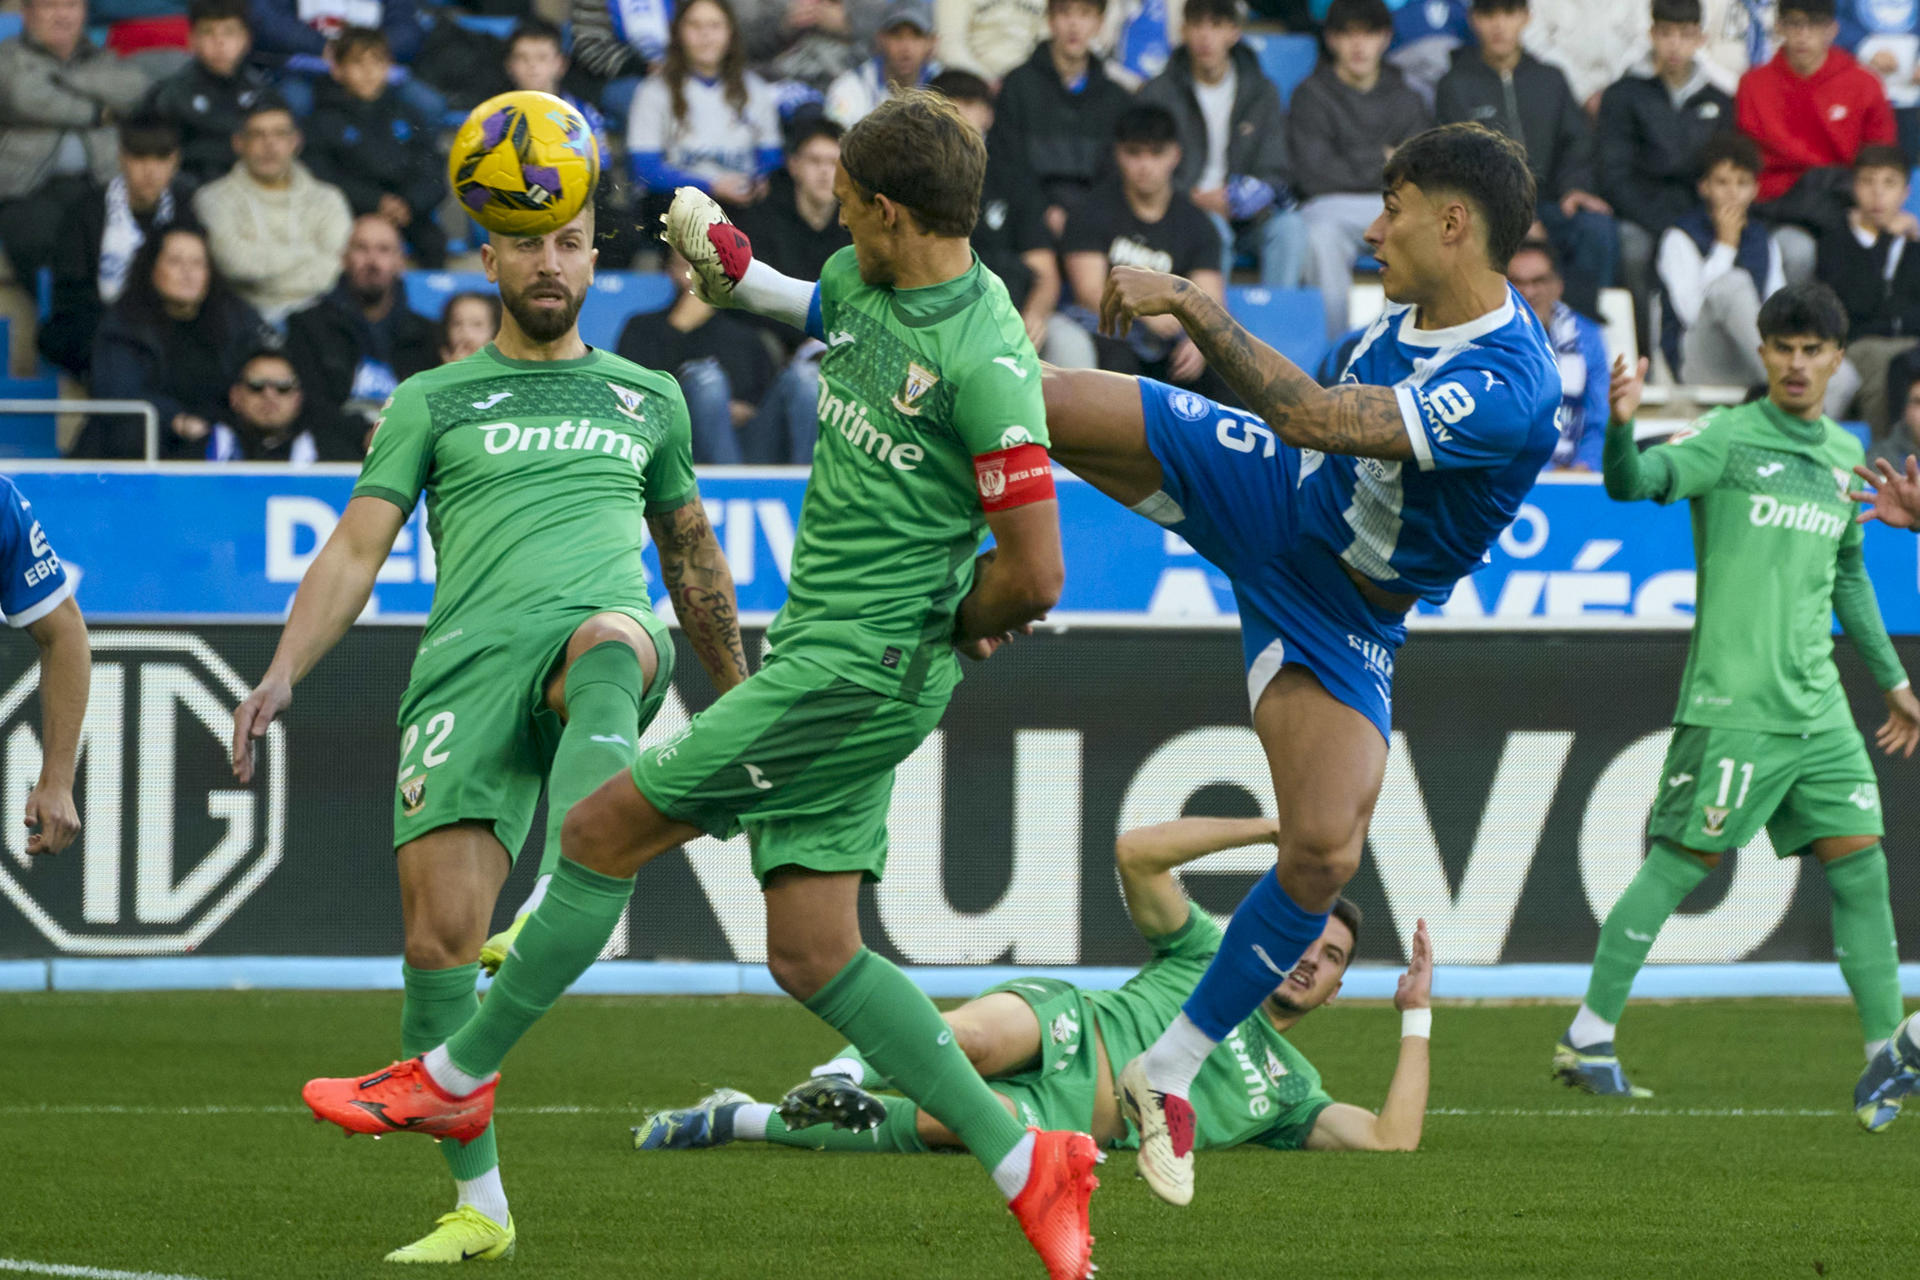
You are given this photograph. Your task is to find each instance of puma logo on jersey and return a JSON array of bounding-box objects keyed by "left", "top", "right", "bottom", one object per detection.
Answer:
[
  {"left": 1668, "top": 772, "right": 1693, "bottom": 787},
  {"left": 1756, "top": 462, "right": 1785, "bottom": 478},
  {"left": 827, "top": 330, "right": 857, "bottom": 347},
  {"left": 992, "top": 356, "right": 1029, "bottom": 378},
  {"left": 1481, "top": 372, "right": 1503, "bottom": 390},
  {"left": 471, "top": 391, "right": 513, "bottom": 411},
  {"left": 744, "top": 763, "right": 772, "bottom": 790}
]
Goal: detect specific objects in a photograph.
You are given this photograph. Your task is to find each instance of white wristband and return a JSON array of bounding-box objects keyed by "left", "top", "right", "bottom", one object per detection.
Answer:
[{"left": 1401, "top": 1008, "right": 1432, "bottom": 1039}]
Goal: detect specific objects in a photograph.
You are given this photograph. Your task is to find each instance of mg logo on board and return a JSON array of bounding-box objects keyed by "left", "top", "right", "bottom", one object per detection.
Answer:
[{"left": 0, "top": 631, "right": 286, "bottom": 954}]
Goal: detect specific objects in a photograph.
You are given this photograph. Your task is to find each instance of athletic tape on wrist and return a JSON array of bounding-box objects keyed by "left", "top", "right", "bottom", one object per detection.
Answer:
[{"left": 1401, "top": 1008, "right": 1431, "bottom": 1039}]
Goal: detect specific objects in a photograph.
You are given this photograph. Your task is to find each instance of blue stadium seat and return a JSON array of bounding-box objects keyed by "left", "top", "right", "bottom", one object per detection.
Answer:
[
  {"left": 1248, "top": 33, "right": 1319, "bottom": 108},
  {"left": 0, "top": 319, "right": 62, "bottom": 458},
  {"left": 1227, "top": 285, "right": 1328, "bottom": 374},
  {"left": 1905, "top": 169, "right": 1920, "bottom": 223},
  {"left": 402, "top": 270, "right": 677, "bottom": 351},
  {"left": 0, "top": 11, "right": 21, "bottom": 43},
  {"left": 1840, "top": 419, "right": 1872, "bottom": 450}
]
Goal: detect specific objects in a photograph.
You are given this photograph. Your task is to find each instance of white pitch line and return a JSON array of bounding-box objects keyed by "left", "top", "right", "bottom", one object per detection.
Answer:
[
  {"left": 3, "top": 1105, "right": 1843, "bottom": 1120},
  {"left": 0, "top": 1259, "right": 216, "bottom": 1280}
]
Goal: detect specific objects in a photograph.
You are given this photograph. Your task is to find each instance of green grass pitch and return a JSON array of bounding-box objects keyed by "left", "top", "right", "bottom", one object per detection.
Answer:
[{"left": 4, "top": 992, "right": 1918, "bottom": 1279}]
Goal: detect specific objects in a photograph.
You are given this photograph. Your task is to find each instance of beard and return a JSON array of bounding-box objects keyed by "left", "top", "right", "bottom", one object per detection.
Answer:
[{"left": 502, "top": 278, "right": 585, "bottom": 344}]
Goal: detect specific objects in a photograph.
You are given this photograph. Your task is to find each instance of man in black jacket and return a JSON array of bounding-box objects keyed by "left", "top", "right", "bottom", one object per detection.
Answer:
[
  {"left": 931, "top": 69, "right": 1094, "bottom": 366},
  {"left": 300, "top": 26, "right": 447, "bottom": 268},
  {"left": 987, "top": 0, "right": 1133, "bottom": 242},
  {"left": 37, "top": 114, "right": 198, "bottom": 380},
  {"left": 283, "top": 214, "right": 437, "bottom": 457},
  {"left": 1595, "top": 0, "right": 1734, "bottom": 341},
  {"left": 1436, "top": 0, "right": 1616, "bottom": 315},
  {"left": 734, "top": 117, "right": 853, "bottom": 354},
  {"left": 1821, "top": 146, "right": 1920, "bottom": 429},
  {"left": 1289, "top": 0, "right": 1430, "bottom": 335},
  {"left": 145, "top": 0, "right": 276, "bottom": 189},
  {"left": 1138, "top": 0, "right": 1302, "bottom": 287}
]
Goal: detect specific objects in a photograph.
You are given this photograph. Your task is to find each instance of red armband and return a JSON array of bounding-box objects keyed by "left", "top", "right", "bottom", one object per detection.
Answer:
[{"left": 974, "top": 443, "right": 1055, "bottom": 511}]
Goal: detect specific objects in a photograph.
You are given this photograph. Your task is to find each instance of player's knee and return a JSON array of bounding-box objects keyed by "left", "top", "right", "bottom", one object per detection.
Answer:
[
  {"left": 765, "top": 945, "right": 838, "bottom": 1002},
  {"left": 567, "top": 613, "right": 648, "bottom": 664},
  {"left": 948, "top": 1015, "right": 995, "bottom": 1070},
  {"left": 403, "top": 920, "right": 477, "bottom": 971}
]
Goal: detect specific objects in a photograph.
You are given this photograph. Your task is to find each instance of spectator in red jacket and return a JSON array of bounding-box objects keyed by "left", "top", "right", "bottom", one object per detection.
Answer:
[{"left": 1736, "top": 0, "right": 1896, "bottom": 286}]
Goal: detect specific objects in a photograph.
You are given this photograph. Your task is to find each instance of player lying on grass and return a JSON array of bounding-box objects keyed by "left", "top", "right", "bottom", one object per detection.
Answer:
[
  {"left": 634, "top": 817, "right": 1431, "bottom": 1159},
  {"left": 1558, "top": 284, "right": 1920, "bottom": 1133},
  {"left": 1034, "top": 121, "right": 1557, "bottom": 1205},
  {"left": 304, "top": 90, "right": 1103, "bottom": 1280},
  {"left": 244, "top": 200, "right": 749, "bottom": 1263}
]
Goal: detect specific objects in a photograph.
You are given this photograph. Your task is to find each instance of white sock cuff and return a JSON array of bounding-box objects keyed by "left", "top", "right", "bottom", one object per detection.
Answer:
[
  {"left": 423, "top": 1043, "right": 496, "bottom": 1099},
  {"left": 735, "top": 258, "right": 815, "bottom": 330},
  {"left": 1567, "top": 1004, "right": 1616, "bottom": 1050},
  {"left": 812, "top": 1057, "right": 865, "bottom": 1086},
  {"left": 990, "top": 1129, "right": 1037, "bottom": 1201},
  {"left": 732, "top": 1102, "right": 776, "bottom": 1141},
  {"left": 455, "top": 1167, "right": 509, "bottom": 1227},
  {"left": 1143, "top": 1011, "right": 1218, "bottom": 1098}
]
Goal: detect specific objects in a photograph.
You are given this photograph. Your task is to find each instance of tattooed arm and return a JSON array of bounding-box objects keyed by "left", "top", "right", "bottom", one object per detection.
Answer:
[
  {"left": 647, "top": 499, "right": 750, "bottom": 693},
  {"left": 1098, "top": 265, "right": 1413, "bottom": 461}
]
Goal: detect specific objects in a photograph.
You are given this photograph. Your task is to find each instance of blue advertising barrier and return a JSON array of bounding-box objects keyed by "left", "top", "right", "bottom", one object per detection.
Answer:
[{"left": 23, "top": 466, "right": 1920, "bottom": 628}]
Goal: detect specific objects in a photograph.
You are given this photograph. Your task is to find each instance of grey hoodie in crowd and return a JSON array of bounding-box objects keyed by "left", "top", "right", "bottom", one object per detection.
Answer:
[
  {"left": 0, "top": 32, "right": 151, "bottom": 201},
  {"left": 1286, "top": 60, "right": 1431, "bottom": 200}
]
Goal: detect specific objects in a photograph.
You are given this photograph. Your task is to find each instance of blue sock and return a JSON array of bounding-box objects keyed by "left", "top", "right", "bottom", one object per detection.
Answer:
[{"left": 1182, "top": 869, "right": 1327, "bottom": 1040}]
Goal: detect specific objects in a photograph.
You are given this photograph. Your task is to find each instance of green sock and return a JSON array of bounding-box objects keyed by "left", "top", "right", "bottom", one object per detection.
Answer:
[
  {"left": 1825, "top": 844, "right": 1904, "bottom": 1046},
  {"left": 1583, "top": 842, "right": 1711, "bottom": 1023},
  {"left": 537, "top": 642, "right": 643, "bottom": 879},
  {"left": 758, "top": 1096, "right": 931, "bottom": 1153},
  {"left": 444, "top": 857, "right": 635, "bottom": 1078},
  {"left": 402, "top": 963, "right": 499, "bottom": 1180},
  {"left": 803, "top": 949, "right": 1026, "bottom": 1174}
]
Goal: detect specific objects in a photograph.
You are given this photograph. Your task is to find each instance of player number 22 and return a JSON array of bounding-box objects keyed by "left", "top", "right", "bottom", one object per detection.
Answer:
[
  {"left": 398, "top": 711, "right": 457, "bottom": 781},
  {"left": 1713, "top": 757, "right": 1753, "bottom": 809}
]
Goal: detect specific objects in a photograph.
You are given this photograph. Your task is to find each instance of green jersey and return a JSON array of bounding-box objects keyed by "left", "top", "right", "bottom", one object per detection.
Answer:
[
  {"left": 767, "top": 246, "right": 1047, "bottom": 706},
  {"left": 1604, "top": 400, "right": 1906, "bottom": 734},
  {"left": 1089, "top": 911, "right": 1334, "bottom": 1153},
  {"left": 355, "top": 344, "right": 696, "bottom": 648}
]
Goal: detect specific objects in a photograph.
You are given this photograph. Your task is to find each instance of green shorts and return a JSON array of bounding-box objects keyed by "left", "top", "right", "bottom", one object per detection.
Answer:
[
  {"left": 1647, "top": 724, "right": 1883, "bottom": 857},
  {"left": 392, "top": 606, "right": 675, "bottom": 857},
  {"left": 631, "top": 652, "right": 944, "bottom": 885},
  {"left": 975, "top": 977, "right": 1102, "bottom": 1135}
]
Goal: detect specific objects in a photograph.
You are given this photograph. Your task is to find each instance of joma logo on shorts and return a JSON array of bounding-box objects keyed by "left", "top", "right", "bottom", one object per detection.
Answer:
[
  {"left": 817, "top": 383, "right": 925, "bottom": 472},
  {"left": 477, "top": 420, "right": 651, "bottom": 473},
  {"left": 1747, "top": 493, "right": 1845, "bottom": 539}
]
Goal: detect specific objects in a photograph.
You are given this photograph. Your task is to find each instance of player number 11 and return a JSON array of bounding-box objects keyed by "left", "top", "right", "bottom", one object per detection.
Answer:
[{"left": 1714, "top": 757, "right": 1754, "bottom": 809}]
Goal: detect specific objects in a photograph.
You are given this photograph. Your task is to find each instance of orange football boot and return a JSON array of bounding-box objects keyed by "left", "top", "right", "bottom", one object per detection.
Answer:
[
  {"left": 302, "top": 1057, "right": 495, "bottom": 1144},
  {"left": 1007, "top": 1128, "right": 1102, "bottom": 1280}
]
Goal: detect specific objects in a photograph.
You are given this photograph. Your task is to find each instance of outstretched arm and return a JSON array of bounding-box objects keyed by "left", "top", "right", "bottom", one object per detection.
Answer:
[
  {"left": 660, "top": 186, "right": 823, "bottom": 336},
  {"left": 1098, "top": 266, "right": 1412, "bottom": 460},
  {"left": 1304, "top": 919, "right": 1431, "bottom": 1152},
  {"left": 232, "top": 496, "right": 408, "bottom": 783},
  {"left": 648, "top": 499, "right": 749, "bottom": 694},
  {"left": 1114, "top": 816, "right": 1281, "bottom": 938}
]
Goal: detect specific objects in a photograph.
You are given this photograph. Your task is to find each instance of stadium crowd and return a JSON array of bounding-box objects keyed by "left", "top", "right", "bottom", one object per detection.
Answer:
[{"left": 3, "top": 0, "right": 1919, "bottom": 466}]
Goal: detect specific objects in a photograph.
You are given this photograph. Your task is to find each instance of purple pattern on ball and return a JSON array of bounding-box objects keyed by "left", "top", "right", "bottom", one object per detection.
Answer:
[
  {"left": 479, "top": 108, "right": 512, "bottom": 151},
  {"left": 523, "top": 165, "right": 560, "bottom": 196},
  {"left": 461, "top": 187, "right": 493, "bottom": 213}
]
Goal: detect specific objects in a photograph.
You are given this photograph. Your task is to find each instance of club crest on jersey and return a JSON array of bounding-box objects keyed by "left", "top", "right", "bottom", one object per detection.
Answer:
[
  {"left": 608, "top": 382, "right": 648, "bottom": 424},
  {"left": 1049, "top": 1011, "right": 1079, "bottom": 1045},
  {"left": 1264, "top": 1047, "right": 1288, "bottom": 1086},
  {"left": 1834, "top": 467, "right": 1854, "bottom": 502},
  {"left": 400, "top": 776, "right": 427, "bottom": 817},
  {"left": 891, "top": 362, "right": 939, "bottom": 416},
  {"left": 1702, "top": 805, "right": 1730, "bottom": 837},
  {"left": 1850, "top": 782, "right": 1880, "bottom": 811}
]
